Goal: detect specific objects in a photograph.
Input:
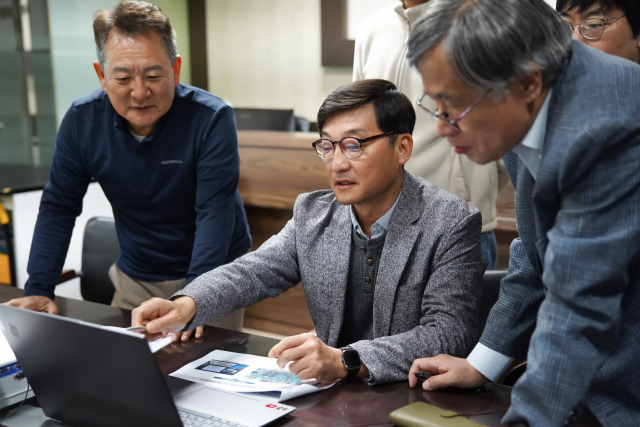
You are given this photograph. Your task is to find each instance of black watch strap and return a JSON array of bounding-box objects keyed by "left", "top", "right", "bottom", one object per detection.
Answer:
[{"left": 341, "top": 347, "right": 361, "bottom": 380}]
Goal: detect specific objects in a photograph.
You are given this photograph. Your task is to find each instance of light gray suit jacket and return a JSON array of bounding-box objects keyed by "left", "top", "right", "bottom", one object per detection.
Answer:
[{"left": 178, "top": 171, "right": 484, "bottom": 384}]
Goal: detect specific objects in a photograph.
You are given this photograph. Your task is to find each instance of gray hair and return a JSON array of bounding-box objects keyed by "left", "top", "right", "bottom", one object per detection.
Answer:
[
  {"left": 93, "top": 1, "right": 177, "bottom": 69},
  {"left": 407, "top": 0, "right": 572, "bottom": 98}
]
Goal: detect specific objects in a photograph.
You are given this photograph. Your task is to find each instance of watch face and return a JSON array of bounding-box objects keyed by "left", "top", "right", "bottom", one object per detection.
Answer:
[{"left": 342, "top": 348, "right": 360, "bottom": 368}]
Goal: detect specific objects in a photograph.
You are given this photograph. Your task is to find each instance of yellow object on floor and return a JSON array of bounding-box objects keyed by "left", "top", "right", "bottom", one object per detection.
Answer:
[
  {"left": 0, "top": 202, "right": 11, "bottom": 285},
  {"left": 0, "top": 253, "right": 10, "bottom": 285}
]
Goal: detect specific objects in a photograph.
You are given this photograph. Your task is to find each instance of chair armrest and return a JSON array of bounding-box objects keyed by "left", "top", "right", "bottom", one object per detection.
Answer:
[
  {"left": 58, "top": 269, "right": 79, "bottom": 284},
  {"left": 497, "top": 359, "right": 527, "bottom": 387}
]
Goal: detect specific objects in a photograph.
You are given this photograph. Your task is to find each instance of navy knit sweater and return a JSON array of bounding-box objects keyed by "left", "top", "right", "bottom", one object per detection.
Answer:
[{"left": 25, "top": 84, "right": 251, "bottom": 299}]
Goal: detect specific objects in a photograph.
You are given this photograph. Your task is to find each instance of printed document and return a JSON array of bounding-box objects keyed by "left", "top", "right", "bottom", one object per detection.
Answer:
[{"left": 171, "top": 349, "right": 335, "bottom": 402}]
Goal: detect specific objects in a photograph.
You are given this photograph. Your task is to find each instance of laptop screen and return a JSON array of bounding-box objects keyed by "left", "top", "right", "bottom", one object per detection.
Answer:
[
  {"left": 0, "top": 305, "right": 183, "bottom": 427},
  {"left": 0, "top": 305, "right": 295, "bottom": 427}
]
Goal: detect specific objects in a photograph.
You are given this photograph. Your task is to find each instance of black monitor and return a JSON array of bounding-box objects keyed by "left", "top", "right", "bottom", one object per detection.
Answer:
[{"left": 233, "top": 108, "right": 296, "bottom": 132}]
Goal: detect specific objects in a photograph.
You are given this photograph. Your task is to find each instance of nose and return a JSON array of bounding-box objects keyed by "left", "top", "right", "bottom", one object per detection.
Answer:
[
  {"left": 570, "top": 26, "right": 580, "bottom": 39},
  {"left": 131, "top": 77, "right": 149, "bottom": 101},
  {"left": 567, "top": 23, "right": 583, "bottom": 41},
  {"left": 330, "top": 145, "right": 351, "bottom": 172},
  {"left": 435, "top": 118, "right": 458, "bottom": 138}
]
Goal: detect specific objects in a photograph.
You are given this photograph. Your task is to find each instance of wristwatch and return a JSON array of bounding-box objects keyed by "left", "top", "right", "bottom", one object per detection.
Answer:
[{"left": 341, "top": 347, "right": 361, "bottom": 380}]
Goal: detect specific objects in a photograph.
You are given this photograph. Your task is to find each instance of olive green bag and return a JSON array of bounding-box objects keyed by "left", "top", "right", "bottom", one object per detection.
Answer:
[{"left": 389, "top": 401, "right": 489, "bottom": 427}]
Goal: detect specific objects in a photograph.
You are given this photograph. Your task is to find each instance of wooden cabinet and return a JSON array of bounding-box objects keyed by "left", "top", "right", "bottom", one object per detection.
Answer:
[{"left": 238, "top": 131, "right": 328, "bottom": 336}]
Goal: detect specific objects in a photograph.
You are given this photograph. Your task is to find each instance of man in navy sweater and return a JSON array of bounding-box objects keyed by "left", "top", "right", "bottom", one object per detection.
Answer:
[{"left": 7, "top": 1, "right": 251, "bottom": 341}]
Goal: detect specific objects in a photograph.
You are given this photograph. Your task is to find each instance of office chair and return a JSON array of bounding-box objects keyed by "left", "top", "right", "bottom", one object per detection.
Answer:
[
  {"left": 59, "top": 216, "right": 118, "bottom": 305},
  {"left": 60, "top": 217, "right": 245, "bottom": 330},
  {"left": 500, "top": 360, "right": 527, "bottom": 387},
  {"left": 233, "top": 108, "right": 296, "bottom": 131},
  {"left": 479, "top": 269, "right": 528, "bottom": 386},
  {"left": 294, "top": 116, "right": 311, "bottom": 132},
  {"left": 477, "top": 269, "right": 507, "bottom": 330},
  {"left": 80, "top": 216, "right": 119, "bottom": 304}
]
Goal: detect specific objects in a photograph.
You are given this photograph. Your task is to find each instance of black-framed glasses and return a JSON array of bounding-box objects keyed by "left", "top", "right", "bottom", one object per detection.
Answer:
[
  {"left": 563, "top": 15, "right": 626, "bottom": 40},
  {"left": 312, "top": 132, "right": 396, "bottom": 160},
  {"left": 416, "top": 91, "right": 489, "bottom": 132}
]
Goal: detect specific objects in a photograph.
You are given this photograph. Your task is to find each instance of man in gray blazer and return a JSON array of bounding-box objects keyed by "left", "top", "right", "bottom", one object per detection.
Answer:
[
  {"left": 132, "top": 79, "right": 484, "bottom": 385},
  {"left": 406, "top": 0, "right": 640, "bottom": 425}
]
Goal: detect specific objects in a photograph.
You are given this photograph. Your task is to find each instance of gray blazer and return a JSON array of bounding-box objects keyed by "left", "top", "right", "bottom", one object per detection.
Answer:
[{"left": 178, "top": 171, "right": 484, "bottom": 384}]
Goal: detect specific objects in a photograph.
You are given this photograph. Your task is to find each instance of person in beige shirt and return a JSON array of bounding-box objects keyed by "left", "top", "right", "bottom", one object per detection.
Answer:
[{"left": 353, "top": 0, "right": 509, "bottom": 268}]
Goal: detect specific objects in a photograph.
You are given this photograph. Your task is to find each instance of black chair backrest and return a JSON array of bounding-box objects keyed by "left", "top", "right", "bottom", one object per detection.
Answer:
[
  {"left": 233, "top": 107, "right": 296, "bottom": 131},
  {"left": 478, "top": 269, "right": 507, "bottom": 331},
  {"left": 80, "top": 217, "right": 119, "bottom": 304},
  {"left": 295, "top": 116, "right": 311, "bottom": 132}
]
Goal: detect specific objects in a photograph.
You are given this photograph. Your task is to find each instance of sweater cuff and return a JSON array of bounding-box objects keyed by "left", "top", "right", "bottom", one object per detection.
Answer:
[{"left": 23, "top": 284, "right": 55, "bottom": 300}]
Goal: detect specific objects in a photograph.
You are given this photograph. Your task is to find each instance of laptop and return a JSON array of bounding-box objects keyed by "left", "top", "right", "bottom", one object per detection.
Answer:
[{"left": 0, "top": 305, "right": 295, "bottom": 427}]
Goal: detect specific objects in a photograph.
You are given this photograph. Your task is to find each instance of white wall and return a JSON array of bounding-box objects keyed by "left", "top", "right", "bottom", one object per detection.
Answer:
[
  {"left": 204, "top": 0, "right": 560, "bottom": 123},
  {"left": 205, "top": 0, "right": 353, "bottom": 123}
]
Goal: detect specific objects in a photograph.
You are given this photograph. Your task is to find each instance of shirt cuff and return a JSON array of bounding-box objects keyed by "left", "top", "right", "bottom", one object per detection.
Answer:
[{"left": 467, "top": 343, "right": 513, "bottom": 382}]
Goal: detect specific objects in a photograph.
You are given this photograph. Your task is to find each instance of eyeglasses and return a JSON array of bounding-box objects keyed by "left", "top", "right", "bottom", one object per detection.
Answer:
[
  {"left": 416, "top": 91, "right": 489, "bottom": 132},
  {"left": 563, "top": 15, "right": 626, "bottom": 40},
  {"left": 312, "top": 132, "right": 396, "bottom": 160}
]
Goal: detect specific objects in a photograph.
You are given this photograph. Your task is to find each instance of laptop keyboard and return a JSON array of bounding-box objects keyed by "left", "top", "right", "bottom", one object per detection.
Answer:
[{"left": 178, "top": 409, "right": 247, "bottom": 426}]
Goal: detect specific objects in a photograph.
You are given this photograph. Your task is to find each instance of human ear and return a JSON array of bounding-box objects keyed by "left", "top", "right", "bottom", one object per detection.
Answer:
[
  {"left": 515, "top": 67, "right": 544, "bottom": 103},
  {"left": 172, "top": 56, "right": 182, "bottom": 86},
  {"left": 93, "top": 61, "right": 107, "bottom": 91},
  {"left": 396, "top": 133, "right": 413, "bottom": 166}
]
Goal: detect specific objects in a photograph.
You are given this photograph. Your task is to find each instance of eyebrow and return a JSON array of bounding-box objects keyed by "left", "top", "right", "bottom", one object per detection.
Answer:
[
  {"left": 560, "top": 6, "right": 608, "bottom": 19},
  {"left": 321, "top": 128, "right": 366, "bottom": 139},
  {"left": 583, "top": 7, "right": 607, "bottom": 18},
  {"left": 111, "top": 65, "right": 164, "bottom": 73},
  {"left": 423, "top": 91, "right": 455, "bottom": 103}
]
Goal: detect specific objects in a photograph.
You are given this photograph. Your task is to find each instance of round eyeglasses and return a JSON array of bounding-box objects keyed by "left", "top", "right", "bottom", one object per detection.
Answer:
[
  {"left": 564, "top": 15, "right": 626, "bottom": 40},
  {"left": 312, "top": 132, "right": 396, "bottom": 160},
  {"left": 416, "top": 91, "right": 490, "bottom": 132}
]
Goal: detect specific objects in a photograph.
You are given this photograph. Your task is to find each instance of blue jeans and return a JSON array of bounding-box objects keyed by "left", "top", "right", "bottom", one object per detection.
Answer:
[{"left": 480, "top": 230, "right": 498, "bottom": 269}]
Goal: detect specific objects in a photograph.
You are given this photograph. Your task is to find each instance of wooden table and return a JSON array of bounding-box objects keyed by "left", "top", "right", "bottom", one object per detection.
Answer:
[
  {"left": 0, "top": 286, "right": 513, "bottom": 426},
  {"left": 0, "top": 287, "right": 603, "bottom": 427}
]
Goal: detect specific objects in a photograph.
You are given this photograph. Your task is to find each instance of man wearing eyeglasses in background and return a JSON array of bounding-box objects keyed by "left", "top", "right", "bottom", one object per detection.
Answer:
[
  {"left": 405, "top": 0, "right": 640, "bottom": 425},
  {"left": 558, "top": 0, "right": 639, "bottom": 63},
  {"left": 131, "top": 79, "right": 485, "bottom": 385}
]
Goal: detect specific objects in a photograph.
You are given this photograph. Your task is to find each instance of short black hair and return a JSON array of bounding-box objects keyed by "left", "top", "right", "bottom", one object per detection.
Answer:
[
  {"left": 317, "top": 79, "right": 416, "bottom": 143},
  {"left": 557, "top": 0, "right": 640, "bottom": 37}
]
